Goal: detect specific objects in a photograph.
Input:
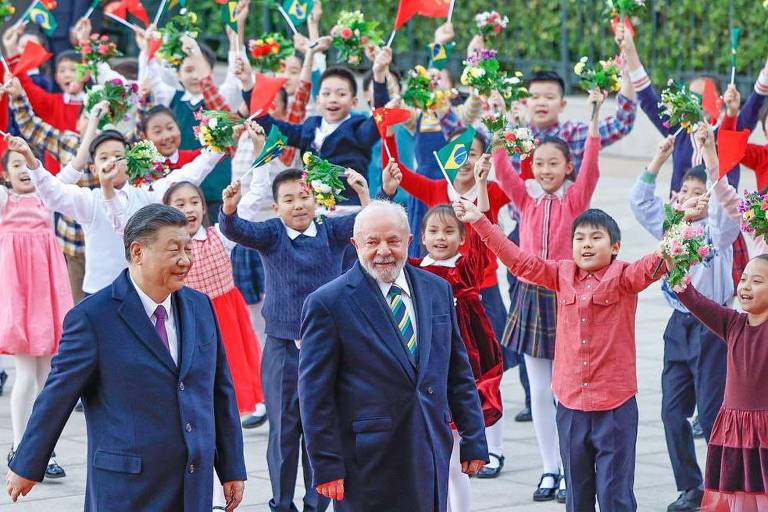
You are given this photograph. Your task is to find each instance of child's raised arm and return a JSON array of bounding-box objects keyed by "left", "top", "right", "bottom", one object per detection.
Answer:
[
  {"left": 474, "top": 154, "right": 491, "bottom": 213},
  {"left": 629, "top": 137, "right": 674, "bottom": 240},
  {"left": 219, "top": 181, "right": 280, "bottom": 251}
]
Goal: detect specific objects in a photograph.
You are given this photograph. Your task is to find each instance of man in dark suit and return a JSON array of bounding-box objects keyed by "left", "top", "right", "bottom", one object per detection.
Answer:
[
  {"left": 298, "top": 200, "right": 488, "bottom": 512},
  {"left": 5, "top": 204, "right": 247, "bottom": 511}
]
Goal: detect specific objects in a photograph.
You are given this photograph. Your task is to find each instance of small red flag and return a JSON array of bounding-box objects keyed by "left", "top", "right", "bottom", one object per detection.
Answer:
[
  {"left": 372, "top": 107, "right": 410, "bottom": 138},
  {"left": 250, "top": 74, "right": 288, "bottom": 116},
  {"left": 105, "top": 0, "right": 149, "bottom": 27},
  {"left": 717, "top": 128, "right": 750, "bottom": 179},
  {"left": 611, "top": 16, "right": 635, "bottom": 39},
  {"left": 40, "top": 0, "right": 58, "bottom": 9},
  {"left": 147, "top": 35, "right": 162, "bottom": 61},
  {"left": 702, "top": 78, "right": 722, "bottom": 125},
  {"left": 12, "top": 41, "right": 53, "bottom": 77},
  {"left": 393, "top": 0, "right": 451, "bottom": 30},
  {"left": 520, "top": 156, "right": 534, "bottom": 181}
]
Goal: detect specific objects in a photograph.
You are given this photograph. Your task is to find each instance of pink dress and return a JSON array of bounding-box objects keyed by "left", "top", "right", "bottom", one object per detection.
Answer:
[{"left": 0, "top": 193, "right": 73, "bottom": 356}]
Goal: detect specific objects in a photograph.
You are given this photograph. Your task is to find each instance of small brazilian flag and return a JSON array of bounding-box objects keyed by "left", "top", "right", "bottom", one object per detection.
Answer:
[
  {"left": 435, "top": 127, "right": 476, "bottom": 181},
  {"left": 251, "top": 126, "right": 288, "bottom": 168},
  {"left": 427, "top": 42, "right": 454, "bottom": 71},
  {"left": 282, "top": 0, "right": 313, "bottom": 27},
  {"left": 220, "top": 1, "right": 238, "bottom": 29},
  {"left": 25, "top": 1, "right": 58, "bottom": 36}
]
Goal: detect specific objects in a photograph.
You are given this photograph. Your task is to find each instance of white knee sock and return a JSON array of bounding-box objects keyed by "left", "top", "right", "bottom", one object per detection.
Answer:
[
  {"left": 447, "top": 432, "right": 471, "bottom": 512},
  {"left": 524, "top": 354, "right": 561, "bottom": 486},
  {"left": 10, "top": 356, "right": 43, "bottom": 448}
]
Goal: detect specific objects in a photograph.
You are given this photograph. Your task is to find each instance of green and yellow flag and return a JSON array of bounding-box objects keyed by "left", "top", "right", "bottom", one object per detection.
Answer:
[
  {"left": 435, "top": 127, "right": 476, "bottom": 181},
  {"left": 220, "top": 0, "right": 238, "bottom": 29},
  {"left": 251, "top": 126, "right": 288, "bottom": 168},
  {"left": 427, "top": 42, "right": 454, "bottom": 71},
  {"left": 25, "top": 1, "right": 58, "bottom": 35},
  {"left": 282, "top": 0, "right": 313, "bottom": 27}
]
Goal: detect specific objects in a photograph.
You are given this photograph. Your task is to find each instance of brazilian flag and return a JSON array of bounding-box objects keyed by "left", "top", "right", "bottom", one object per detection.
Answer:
[
  {"left": 435, "top": 127, "right": 476, "bottom": 181},
  {"left": 25, "top": 1, "right": 58, "bottom": 36},
  {"left": 251, "top": 126, "right": 288, "bottom": 168},
  {"left": 282, "top": 0, "right": 313, "bottom": 27},
  {"left": 427, "top": 42, "right": 454, "bottom": 71},
  {"left": 220, "top": 0, "right": 238, "bottom": 29}
]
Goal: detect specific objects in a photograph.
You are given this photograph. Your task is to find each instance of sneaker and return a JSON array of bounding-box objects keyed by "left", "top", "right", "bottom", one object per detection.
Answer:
[
  {"left": 514, "top": 407, "right": 532, "bottom": 422},
  {"left": 667, "top": 489, "right": 704, "bottom": 511}
]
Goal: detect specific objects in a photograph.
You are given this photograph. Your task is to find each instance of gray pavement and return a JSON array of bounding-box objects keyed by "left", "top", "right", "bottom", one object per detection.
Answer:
[{"left": 1, "top": 95, "right": 760, "bottom": 510}]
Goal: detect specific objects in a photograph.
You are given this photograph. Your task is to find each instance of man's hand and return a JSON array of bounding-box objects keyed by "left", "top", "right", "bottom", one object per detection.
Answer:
[
  {"left": 461, "top": 459, "right": 486, "bottom": 476},
  {"left": 434, "top": 22, "right": 454, "bottom": 45},
  {"left": 723, "top": 83, "right": 741, "bottom": 118},
  {"left": 316, "top": 478, "right": 344, "bottom": 501},
  {"left": 6, "top": 469, "right": 36, "bottom": 502},
  {"left": 222, "top": 181, "right": 243, "bottom": 215},
  {"left": 222, "top": 481, "right": 244, "bottom": 512},
  {"left": 452, "top": 198, "right": 483, "bottom": 224},
  {"left": 346, "top": 169, "right": 369, "bottom": 205},
  {"left": 382, "top": 160, "right": 402, "bottom": 196}
]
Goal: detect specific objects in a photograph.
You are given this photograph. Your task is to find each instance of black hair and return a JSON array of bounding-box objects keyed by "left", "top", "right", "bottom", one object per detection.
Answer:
[
  {"left": 572, "top": 209, "right": 622, "bottom": 256},
  {"left": 536, "top": 136, "right": 571, "bottom": 161},
  {"left": 55, "top": 50, "right": 80, "bottom": 68},
  {"left": 421, "top": 204, "right": 466, "bottom": 242},
  {"left": 89, "top": 130, "right": 127, "bottom": 159},
  {"left": 272, "top": 168, "right": 305, "bottom": 201},
  {"left": 527, "top": 70, "right": 566, "bottom": 97},
  {"left": 320, "top": 67, "right": 357, "bottom": 97},
  {"left": 138, "top": 105, "right": 180, "bottom": 135},
  {"left": 198, "top": 43, "right": 216, "bottom": 69},
  {"left": 22, "top": 24, "right": 47, "bottom": 48},
  {"left": 753, "top": 254, "right": 768, "bottom": 265},
  {"left": 448, "top": 127, "right": 489, "bottom": 153},
  {"left": 162, "top": 181, "right": 210, "bottom": 225},
  {"left": 112, "top": 59, "right": 139, "bottom": 81},
  {"left": 363, "top": 68, "right": 402, "bottom": 93},
  {"left": 123, "top": 204, "right": 188, "bottom": 261},
  {"left": 277, "top": 88, "right": 288, "bottom": 109},
  {"left": 682, "top": 165, "right": 707, "bottom": 186}
]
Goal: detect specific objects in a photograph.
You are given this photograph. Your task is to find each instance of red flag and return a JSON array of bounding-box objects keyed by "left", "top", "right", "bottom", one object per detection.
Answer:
[
  {"left": 393, "top": 0, "right": 451, "bottom": 30},
  {"left": 147, "top": 35, "right": 162, "bottom": 61},
  {"left": 250, "top": 74, "right": 288, "bottom": 116},
  {"left": 105, "top": 0, "right": 149, "bottom": 27},
  {"left": 611, "top": 16, "right": 635, "bottom": 39},
  {"left": 372, "top": 107, "right": 411, "bottom": 137},
  {"left": 520, "top": 156, "right": 533, "bottom": 181},
  {"left": 717, "top": 128, "right": 750, "bottom": 179},
  {"left": 702, "top": 78, "right": 722, "bottom": 125},
  {"left": 12, "top": 41, "right": 53, "bottom": 77}
]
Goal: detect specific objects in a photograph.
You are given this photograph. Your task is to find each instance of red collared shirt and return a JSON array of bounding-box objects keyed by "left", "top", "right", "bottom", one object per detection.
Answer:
[{"left": 473, "top": 216, "right": 664, "bottom": 411}]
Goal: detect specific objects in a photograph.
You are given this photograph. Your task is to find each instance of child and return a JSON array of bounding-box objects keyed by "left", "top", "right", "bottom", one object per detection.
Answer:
[
  {"left": 218, "top": 166, "right": 369, "bottom": 512},
  {"left": 674, "top": 256, "right": 768, "bottom": 512},
  {"left": 629, "top": 125, "right": 740, "bottom": 512},
  {"left": 719, "top": 100, "right": 768, "bottom": 192},
  {"left": 25, "top": 130, "right": 223, "bottom": 296},
  {"left": 708, "top": 175, "right": 768, "bottom": 256},
  {"left": 138, "top": 106, "right": 202, "bottom": 169},
  {"left": 1, "top": 137, "right": 74, "bottom": 480},
  {"left": 453, "top": 199, "right": 667, "bottom": 512},
  {"left": 413, "top": 198, "right": 503, "bottom": 512}
]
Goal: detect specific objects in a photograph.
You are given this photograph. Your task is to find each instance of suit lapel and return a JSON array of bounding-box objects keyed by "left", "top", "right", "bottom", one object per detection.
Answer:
[
  {"left": 406, "top": 266, "right": 432, "bottom": 380},
  {"left": 177, "top": 289, "right": 197, "bottom": 379}
]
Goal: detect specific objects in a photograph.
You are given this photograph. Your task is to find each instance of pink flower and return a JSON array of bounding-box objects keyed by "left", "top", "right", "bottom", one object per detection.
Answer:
[
  {"left": 340, "top": 27, "right": 353, "bottom": 39},
  {"left": 692, "top": 225, "right": 704, "bottom": 237},
  {"left": 98, "top": 44, "right": 109, "bottom": 55},
  {"left": 110, "top": 78, "right": 123, "bottom": 85},
  {"left": 360, "top": 35, "right": 369, "bottom": 44},
  {"left": 697, "top": 246, "right": 710, "bottom": 259},
  {"left": 670, "top": 240, "right": 683, "bottom": 256},
  {"left": 494, "top": 25, "right": 502, "bottom": 33},
  {"left": 90, "top": 33, "right": 99, "bottom": 40},
  {"left": 100, "top": 35, "right": 109, "bottom": 41},
  {"left": 681, "top": 225, "right": 695, "bottom": 240},
  {"left": 330, "top": 26, "right": 337, "bottom": 37},
  {"left": 82, "top": 45, "right": 92, "bottom": 55},
  {"left": 761, "top": 198, "right": 768, "bottom": 211}
]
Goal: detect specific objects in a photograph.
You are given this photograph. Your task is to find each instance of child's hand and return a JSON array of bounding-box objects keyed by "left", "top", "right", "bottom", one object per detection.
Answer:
[
  {"left": 234, "top": 56, "right": 254, "bottom": 91},
  {"left": 434, "top": 22, "right": 454, "bottom": 45},
  {"left": 345, "top": 169, "right": 369, "bottom": 200},
  {"left": 588, "top": 88, "right": 606, "bottom": 109},
  {"left": 235, "top": 0, "right": 250, "bottom": 27},
  {"left": 222, "top": 181, "right": 242, "bottom": 215},
  {"left": 372, "top": 47, "right": 393, "bottom": 77},
  {"left": 98, "top": 158, "right": 122, "bottom": 192},
  {"left": 474, "top": 154, "right": 491, "bottom": 183},
  {"left": 467, "top": 34, "right": 485, "bottom": 56},
  {"left": 293, "top": 33, "right": 309, "bottom": 54},
  {"left": 2, "top": 23, "right": 24, "bottom": 56},
  {"left": 4, "top": 77, "right": 23, "bottom": 98},
  {"left": 244, "top": 120, "right": 266, "bottom": 154},
  {"left": 694, "top": 123, "right": 715, "bottom": 148},
  {"left": 381, "top": 160, "right": 402, "bottom": 196},
  {"left": 90, "top": 100, "right": 111, "bottom": 122},
  {"left": 723, "top": 84, "right": 740, "bottom": 117},
  {"left": 682, "top": 193, "right": 710, "bottom": 221},
  {"left": 5, "top": 136, "right": 35, "bottom": 165},
  {"left": 487, "top": 90, "right": 506, "bottom": 114},
  {"left": 311, "top": 36, "right": 332, "bottom": 53},
  {"left": 648, "top": 135, "right": 676, "bottom": 173},
  {"left": 452, "top": 198, "right": 483, "bottom": 224},
  {"left": 510, "top": 100, "right": 527, "bottom": 125},
  {"left": 71, "top": 17, "right": 92, "bottom": 44},
  {"left": 309, "top": 0, "right": 322, "bottom": 25}
]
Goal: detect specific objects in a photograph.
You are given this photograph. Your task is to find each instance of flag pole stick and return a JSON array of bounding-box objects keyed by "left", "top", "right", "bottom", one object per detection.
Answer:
[
  {"left": 13, "top": 3, "right": 36, "bottom": 30},
  {"left": 673, "top": 125, "right": 685, "bottom": 138},
  {"left": 105, "top": 12, "right": 143, "bottom": 32},
  {"left": 153, "top": 0, "right": 169, "bottom": 26},
  {"left": 0, "top": 51, "right": 10, "bottom": 76},
  {"left": 433, "top": 150, "right": 459, "bottom": 197},
  {"left": 277, "top": 5, "right": 299, "bottom": 35},
  {"left": 385, "top": 30, "right": 396, "bottom": 49},
  {"left": 382, "top": 137, "right": 393, "bottom": 161},
  {"left": 83, "top": 3, "right": 98, "bottom": 20},
  {"left": 447, "top": 0, "right": 457, "bottom": 22}
]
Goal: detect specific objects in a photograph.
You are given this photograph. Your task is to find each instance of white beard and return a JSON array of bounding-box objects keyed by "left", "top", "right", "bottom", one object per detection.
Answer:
[{"left": 359, "top": 256, "right": 406, "bottom": 284}]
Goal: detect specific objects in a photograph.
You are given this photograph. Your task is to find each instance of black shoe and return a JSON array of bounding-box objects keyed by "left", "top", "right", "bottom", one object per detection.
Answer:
[
  {"left": 476, "top": 453, "right": 505, "bottom": 479},
  {"left": 45, "top": 459, "right": 66, "bottom": 479},
  {"left": 533, "top": 473, "right": 561, "bottom": 502},
  {"left": 667, "top": 489, "right": 704, "bottom": 511},
  {"left": 691, "top": 417, "right": 704, "bottom": 439},
  {"left": 241, "top": 412, "right": 267, "bottom": 429},
  {"left": 0, "top": 370, "right": 7, "bottom": 396},
  {"left": 515, "top": 407, "right": 532, "bottom": 422},
  {"left": 556, "top": 488, "right": 567, "bottom": 504}
]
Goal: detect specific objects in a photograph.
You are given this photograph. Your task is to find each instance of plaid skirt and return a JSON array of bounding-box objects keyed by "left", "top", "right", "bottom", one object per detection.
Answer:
[
  {"left": 230, "top": 244, "right": 264, "bottom": 305},
  {"left": 502, "top": 281, "right": 557, "bottom": 360}
]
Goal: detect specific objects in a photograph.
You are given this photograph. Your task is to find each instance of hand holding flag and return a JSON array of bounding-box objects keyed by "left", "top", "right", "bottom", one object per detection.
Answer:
[{"left": 434, "top": 127, "right": 476, "bottom": 196}]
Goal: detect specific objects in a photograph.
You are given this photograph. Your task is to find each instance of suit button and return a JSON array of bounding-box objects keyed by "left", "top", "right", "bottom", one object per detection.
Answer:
[
  {"left": 179, "top": 381, "right": 185, "bottom": 391},
  {"left": 188, "top": 464, "right": 196, "bottom": 474},
  {"left": 185, "top": 422, "right": 193, "bottom": 432},
  {"left": 427, "top": 387, "right": 434, "bottom": 394}
]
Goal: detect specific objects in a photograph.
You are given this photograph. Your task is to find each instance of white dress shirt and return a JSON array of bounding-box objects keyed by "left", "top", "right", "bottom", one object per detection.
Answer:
[
  {"left": 376, "top": 271, "right": 418, "bottom": 341},
  {"left": 129, "top": 273, "right": 179, "bottom": 365},
  {"left": 282, "top": 220, "right": 318, "bottom": 239},
  {"left": 312, "top": 115, "right": 351, "bottom": 151}
]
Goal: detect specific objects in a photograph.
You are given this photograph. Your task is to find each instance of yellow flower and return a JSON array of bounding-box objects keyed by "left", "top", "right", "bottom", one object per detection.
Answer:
[
  {"left": 414, "top": 65, "right": 427, "bottom": 76},
  {"left": 188, "top": 12, "right": 197, "bottom": 23},
  {"left": 574, "top": 61, "right": 585, "bottom": 75},
  {"left": 745, "top": 209, "right": 756, "bottom": 222},
  {"left": 302, "top": 152, "right": 313, "bottom": 166}
]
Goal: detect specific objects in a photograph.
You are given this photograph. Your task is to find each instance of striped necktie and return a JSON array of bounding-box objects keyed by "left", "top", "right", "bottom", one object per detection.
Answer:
[{"left": 387, "top": 284, "right": 417, "bottom": 360}]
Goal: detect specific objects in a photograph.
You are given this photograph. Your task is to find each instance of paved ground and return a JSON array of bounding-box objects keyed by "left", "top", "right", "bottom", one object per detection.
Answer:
[{"left": 0, "top": 95, "right": 761, "bottom": 510}]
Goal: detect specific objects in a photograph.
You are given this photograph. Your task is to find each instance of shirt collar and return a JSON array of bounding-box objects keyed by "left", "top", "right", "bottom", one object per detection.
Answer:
[
  {"left": 448, "top": 184, "right": 478, "bottom": 202},
  {"left": 282, "top": 219, "right": 318, "bottom": 240},
  {"left": 129, "top": 271, "right": 173, "bottom": 319},
  {"left": 377, "top": 269, "right": 412, "bottom": 298},
  {"left": 576, "top": 264, "right": 610, "bottom": 282},
  {"left": 180, "top": 91, "right": 204, "bottom": 106},
  {"left": 192, "top": 225, "right": 208, "bottom": 241},
  {"left": 64, "top": 91, "right": 85, "bottom": 104},
  {"left": 420, "top": 253, "right": 462, "bottom": 268},
  {"left": 319, "top": 115, "right": 351, "bottom": 134},
  {"left": 525, "top": 179, "right": 569, "bottom": 202},
  {"left": 166, "top": 150, "right": 180, "bottom": 165}
]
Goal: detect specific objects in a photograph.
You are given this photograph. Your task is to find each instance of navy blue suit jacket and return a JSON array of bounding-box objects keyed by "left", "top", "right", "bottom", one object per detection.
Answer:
[
  {"left": 298, "top": 262, "right": 488, "bottom": 512},
  {"left": 10, "top": 270, "right": 246, "bottom": 512}
]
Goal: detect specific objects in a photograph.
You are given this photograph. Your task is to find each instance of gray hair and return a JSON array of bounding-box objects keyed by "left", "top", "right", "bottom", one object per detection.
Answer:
[
  {"left": 124, "top": 204, "right": 188, "bottom": 261},
  {"left": 353, "top": 200, "right": 410, "bottom": 240}
]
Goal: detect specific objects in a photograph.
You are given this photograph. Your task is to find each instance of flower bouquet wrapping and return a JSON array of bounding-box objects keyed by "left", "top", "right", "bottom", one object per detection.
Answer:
[
  {"left": 475, "top": 11, "right": 509, "bottom": 38},
  {"left": 85, "top": 78, "right": 139, "bottom": 129},
  {"left": 659, "top": 203, "right": 712, "bottom": 292},
  {"left": 193, "top": 110, "right": 242, "bottom": 153},
  {"left": 122, "top": 140, "right": 168, "bottom": 189},
  {"left": 492, "top": 126, "right": 538, "bottom": 159},
  {"left": 75, "top": 33, "right": 121, "bottom": 81},
  {"left": 156, "top": 10, "right": 199, "bottom": 69},
  {"left": 461, "top": 49, "right": 502, "bottom": 97},
  {"left": 738, "top": 190, "right": 768, "bottom": 238},
  {"left": 248, "top": 32, "right": 294, "bottom": 73},
  {"left": 330, "top": 10, "right": 381, "bottom": 66},
  {"left": 497, "top": 71, "right": 529, "bottom": 108},
  {"left": 402, "top": 65, "right": 455, "bottom": 112},
  {"left": 301, "top": 152, "right": 346, "bottom": 212},
  {"left": 0, "top": 0, "right": 16, "bottom": 21},
  {"left": 660, "top": 80, "right": 706, "bottom": 134}
]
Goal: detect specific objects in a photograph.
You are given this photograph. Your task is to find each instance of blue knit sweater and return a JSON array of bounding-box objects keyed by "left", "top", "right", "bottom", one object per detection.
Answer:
[{"left": 219, "top": 211, "right": 356, "bottom": 339}]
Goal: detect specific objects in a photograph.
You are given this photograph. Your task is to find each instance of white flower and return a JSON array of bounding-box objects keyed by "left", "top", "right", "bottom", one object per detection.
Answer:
[
  {"left": 208, "top": 118, "right": 218, "bottom": 129},
  {"left": 311, "top": 180, "right": 332, "bottom": 194},
  {"left": 197, "top": 133, "right": 207, "bottom": 146}
]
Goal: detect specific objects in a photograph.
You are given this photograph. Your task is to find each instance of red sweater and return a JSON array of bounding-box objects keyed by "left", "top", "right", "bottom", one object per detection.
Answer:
[
  {"left": 722, "top": 115, "right": 768, "bottom": 192},
  {"left": 167, "top": 149, "right": 202, "bottom": 170}
]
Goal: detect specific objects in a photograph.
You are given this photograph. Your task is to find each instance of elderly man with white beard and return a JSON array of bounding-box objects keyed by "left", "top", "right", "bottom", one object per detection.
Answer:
[{"left": 297, "top": 200, "right": 488, "bottom": 512}]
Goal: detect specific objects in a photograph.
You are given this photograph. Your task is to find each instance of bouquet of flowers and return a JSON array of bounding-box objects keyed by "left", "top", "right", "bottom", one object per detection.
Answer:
[
  {"left": 301, "top": 152, "right": 346, "bottom": 212},
  {"left": 193, "top": 110, "right": 242, "bottom": 153},
  {"left": 604, "top": 0, "right": 646, "bottom": 18},
  {"left": 156, "top": 10, "right": 200, "bottom": 68},
  {"left": 497, "top": 71, "right": 529, "bottom": 108},
  {"left": 122, "top": 140, "right": 168, "bottom": 189},
  {"left": 659, "top": 203, "right": 711, "bottom": 292},
  {"left": 330, "top": 10, "right": 381, "bottom": 65},
  {"left": 85, "top": 78, "right": 139, "bottom": 129},
  {"left": 738, "top": 190, "right": 768, "bottom": 238},
  {"left": 475, "top": 11, "right": 509, "bottom": 38},
  {"left": 0, "top": 0, "right": 16, "bottom": 21},
  {"left": 481, "top": 111, "right": 507, "bottom": 134},
  {"left": 493, "top": 126, "right": 538, "bottom": 159},
  {"left": 573, "top": 56, "right": 622, "bottom": 94},
  {"left": 75, "top": 33, "right": 121, "bottom": 81},
  {"left": 402, "top": 65, "right": 455, "bottom": 111},
  {"left": 460, "top": 49, "right": 502, "bottom": 97},
  {"left": 248, "top": 32, "right": 294, "bottom": 73},
  {"left": 660, "top": 80, "right": 706, "bottom": 134}
]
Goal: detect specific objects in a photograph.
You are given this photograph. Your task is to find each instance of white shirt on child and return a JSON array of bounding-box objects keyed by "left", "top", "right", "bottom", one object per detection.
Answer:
[
  {"left": 312, "top": 115, "right": 351, "bottom": 152},
  {"left": 420, "top": 253, "right": 462, "bottom": 268}
]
